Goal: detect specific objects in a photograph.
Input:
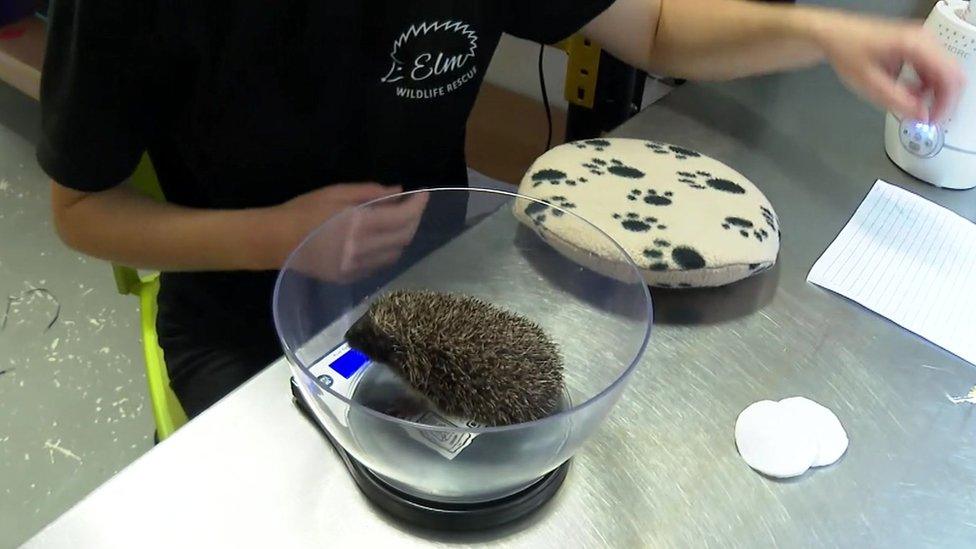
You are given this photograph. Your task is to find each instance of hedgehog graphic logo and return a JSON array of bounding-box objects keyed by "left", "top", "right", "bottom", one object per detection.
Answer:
[{"left": 381, "top": 20, "right": 479, "bottom": 98}]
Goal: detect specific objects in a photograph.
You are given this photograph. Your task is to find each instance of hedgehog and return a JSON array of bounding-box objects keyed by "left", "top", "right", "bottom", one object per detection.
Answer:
[{"left": 344, "top": 290, "right": 564, "bottom": 426}]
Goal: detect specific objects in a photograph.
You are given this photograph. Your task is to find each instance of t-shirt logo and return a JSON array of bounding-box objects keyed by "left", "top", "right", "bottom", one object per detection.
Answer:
[{"left": 380, "top": 21, "right": 479, "bottom": 100}]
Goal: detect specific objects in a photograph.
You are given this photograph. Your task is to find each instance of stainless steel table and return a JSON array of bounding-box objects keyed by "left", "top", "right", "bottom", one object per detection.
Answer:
[{"left": 26, "top": 60, "right": 976, "bottom": 549}]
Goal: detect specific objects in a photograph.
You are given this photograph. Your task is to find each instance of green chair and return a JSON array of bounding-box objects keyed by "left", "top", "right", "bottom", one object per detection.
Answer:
[{"left": 113, "top": 154, "right": 188, "bottom": 441}]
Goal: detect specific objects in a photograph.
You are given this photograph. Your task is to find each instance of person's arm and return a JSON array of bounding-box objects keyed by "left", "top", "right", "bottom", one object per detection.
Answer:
[
  {"left": 583, "top": 0, "right": 965, "bottom": 122},
  {"left": 40, "top": 2, "right": 421, "bottom": 278},
  {"left": 50, "top": 181, "right": 399, "bottom": 272}
]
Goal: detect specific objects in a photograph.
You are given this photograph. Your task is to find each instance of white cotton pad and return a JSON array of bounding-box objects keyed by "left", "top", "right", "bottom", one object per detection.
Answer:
[
  {"left": 734, "top": 400, "right": 818, "bottom": 478},
  {"left": 778, "top": 397, "right": 849, "bottom": 467}
]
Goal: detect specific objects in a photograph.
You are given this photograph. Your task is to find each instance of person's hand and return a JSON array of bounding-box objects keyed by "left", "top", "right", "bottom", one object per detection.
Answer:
[
  {"left": 262, "top": 183, "right": 429, "bottom": 282},
  {"left": 811, "top": 12, "right": 965, "bottom": 123}
]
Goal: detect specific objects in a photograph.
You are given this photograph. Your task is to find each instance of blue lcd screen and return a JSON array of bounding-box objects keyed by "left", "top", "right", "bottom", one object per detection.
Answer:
[{"left": 329, "top": 349, "right": 369, "bottom": 379}]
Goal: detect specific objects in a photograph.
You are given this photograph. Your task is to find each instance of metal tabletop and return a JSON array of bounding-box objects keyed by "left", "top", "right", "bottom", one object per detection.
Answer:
[{"left": 27, "top": 28, "right": 976, "bottom": 549}]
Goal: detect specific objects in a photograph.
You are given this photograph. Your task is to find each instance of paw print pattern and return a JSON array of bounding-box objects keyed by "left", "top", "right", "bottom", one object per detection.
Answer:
[
  {"left": 523, "top": 201, "right": 549, "bottom": 226},
  {"left": 582, "top": 158, "right": 645, "bottom": 179},
  {"left": 722, "top": 216, "right": 753, "bottom": 238},
  {"left": 667, "top": 145, "right": 702, "bottom": 160},
  {"left": 707, "top": 178, "right": 746, "bottom": 194},
  {"left": 641, "top": 243, "right": 707, "bottom": 272},
  {"left": 522, "top": 196, "right": 577, "bottom": 225},
  {"left": 627, "top": 188, "right": 674, "bottom": 206},
  {"left": 529, "top": 168, "right": 583, "bottom": 188},
  {"left": 530, "top": 169, "right": 565, "bottom": 186},
  {"left": 643, "top": 189, "right": 673, "bottom": 206},
  {"left": 671, "top": 246, "right": 706, "bottom": 269},
  {"left": 643, "top": 142, "right": 704, "bottom": 160},
  {"left": 642, "top": 240, "right": 670, "bottom": 270},
  {"left": 676, "top": 170, "right": 746, "bottom": 194},
  {"left": 677, "top": 170, "right": 708, "bottom": 190},
  {"left": 722, "top": 216, "right": 771, "bottom": 242},
  {"left": 582, "top": 158, "right": 608, "bottom": 175},
  {"left": 644, "top": 141, "right": 670, "bottom": 155},
  {"left": 546, "top": 195, "right": 576, "bottom": 217},
  {"left": 607, "top": 159, "right": 645, "bottom": 179},
  {"left": 760, "top": 205, "right": 778, "bottom": 234},
  {"left": 612, "top": 212, "right": 665, "bottom": 233},
  {"left": 573, "top": 139, "right": 611, "bottom": 152}
]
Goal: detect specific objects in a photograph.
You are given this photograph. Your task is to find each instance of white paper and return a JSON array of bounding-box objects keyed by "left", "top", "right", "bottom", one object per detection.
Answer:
[{"left": 807, "top": 180, "right": 976, "bottom": 366}]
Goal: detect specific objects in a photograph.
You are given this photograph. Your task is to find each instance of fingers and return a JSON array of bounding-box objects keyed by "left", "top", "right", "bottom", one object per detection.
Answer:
[
  {"left": 330, "top": 186, "right": 426, "bottom": 253},
  {"left": 898, "top": 33, "right": 965, "bottom": 122},
  {"left": 330, "top": 183, "right": 403, "bottom": 205},
  {"left": 344, "top": 193, "right": 429, "bottom": 257},
  {"left": 361, "top": 192, "right": 429, "bottom": 233},
  {"left": 350, "top": 220, "right": 417, "bottom": 256},
  {"left": 353, "top": 247, "right": 403, "bottom": 273},
  {"left": 310, "top": 187, "right": 431, "bottom": 283},
  {"left": 859, "top": 63, "right": 927, "bottom": 121},
  {"left": 333, "top": 244, "right": 403, "bottom": 284}
]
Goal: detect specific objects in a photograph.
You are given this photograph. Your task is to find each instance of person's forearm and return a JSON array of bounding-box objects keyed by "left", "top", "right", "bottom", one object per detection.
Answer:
[
  {"left": 588, "top": 0, "right": 963, "bottom": 122},
  {"left": 587, "top": 0, "right": 840, "bottom": 82},
  {"left": 51, "top": 182, "right": 278, "bottom": 272},
  {"left": 650, "top": 0, "right": 831, "bottom": 80}
]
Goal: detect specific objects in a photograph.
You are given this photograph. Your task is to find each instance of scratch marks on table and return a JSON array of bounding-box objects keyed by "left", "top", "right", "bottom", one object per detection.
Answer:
[
  {"left": 946, "top": 386, "right": 976, "bottom": 405},
  {"left": 758, "top": 310, "right": 782, "bottom": 329},
  {"left": 822, "top": 377, "right": 856, "bottom": 411},
  {"left": 44, "top": 439, "right": 83, "bottom": 464}
]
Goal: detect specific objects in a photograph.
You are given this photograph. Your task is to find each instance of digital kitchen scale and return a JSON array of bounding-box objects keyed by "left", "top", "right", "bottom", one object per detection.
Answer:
[
  {"left": 272, "top": 188, "right": 652, "bottom": 533},
  {"left": 288, "top": 343, "right": 570, "bottom": 531}
]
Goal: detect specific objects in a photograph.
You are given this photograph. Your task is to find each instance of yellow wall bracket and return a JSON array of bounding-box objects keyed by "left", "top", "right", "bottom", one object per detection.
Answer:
[{"left": 556, "top": 35, "right": 601, "bottom": 109}]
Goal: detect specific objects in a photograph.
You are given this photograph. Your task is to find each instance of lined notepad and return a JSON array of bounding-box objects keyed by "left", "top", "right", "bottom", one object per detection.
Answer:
[{"left": 808, "top": 180, "right": 976, "bottom": 365}]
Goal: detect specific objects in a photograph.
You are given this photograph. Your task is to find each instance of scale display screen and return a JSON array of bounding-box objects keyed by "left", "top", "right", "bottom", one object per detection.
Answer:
[{"left": 329, "top": 347, "right": 370, "bottom": 379}]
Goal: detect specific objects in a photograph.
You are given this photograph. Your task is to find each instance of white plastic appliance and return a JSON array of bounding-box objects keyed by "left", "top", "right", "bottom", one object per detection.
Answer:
[{"left": 885, "top": 0, "right": 976, "bottom": 189}]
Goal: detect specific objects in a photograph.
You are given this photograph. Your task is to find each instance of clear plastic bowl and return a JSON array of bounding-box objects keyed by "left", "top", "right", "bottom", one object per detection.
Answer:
[{"left": 273, "top": 188, "right": 651, "bottom": 503}]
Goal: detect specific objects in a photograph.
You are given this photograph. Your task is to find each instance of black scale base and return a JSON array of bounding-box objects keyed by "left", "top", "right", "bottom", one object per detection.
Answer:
[{"left": 290, "top": 378, "right": 569, "bottom": 531}]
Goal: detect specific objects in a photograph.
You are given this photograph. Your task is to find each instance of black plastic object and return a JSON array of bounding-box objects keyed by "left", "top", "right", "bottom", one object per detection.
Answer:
[
  {"left": 290, "top": 377, "right": 570, "bottom": 530},
  {"left": 565, "top": 51, "right": 647, "bottom": 141}
]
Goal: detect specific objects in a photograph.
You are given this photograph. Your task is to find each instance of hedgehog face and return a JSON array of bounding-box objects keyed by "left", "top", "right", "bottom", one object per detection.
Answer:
[{"left": 345, "top": 314, "right": 399, "bottom": 367}]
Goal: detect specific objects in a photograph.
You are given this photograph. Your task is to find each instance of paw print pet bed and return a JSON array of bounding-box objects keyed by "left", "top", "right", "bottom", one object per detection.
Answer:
[{"left": 513, "top": 138, "right": 780, "bottom": 288}]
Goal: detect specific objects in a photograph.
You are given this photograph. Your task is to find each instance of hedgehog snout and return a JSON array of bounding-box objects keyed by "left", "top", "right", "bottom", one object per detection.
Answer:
[{"left": 346, "top": 314, "right": 397, "bottom": 366}]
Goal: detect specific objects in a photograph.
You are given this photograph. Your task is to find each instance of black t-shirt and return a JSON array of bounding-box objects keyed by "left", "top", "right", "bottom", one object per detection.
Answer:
[{"left": 37, "top": 1, "right": 614, "bottom": 340}]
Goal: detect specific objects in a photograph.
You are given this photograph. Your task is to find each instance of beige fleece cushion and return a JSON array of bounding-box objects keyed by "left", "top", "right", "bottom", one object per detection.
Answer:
[{"left": 513, "top": 138, "right": 780, "bottom": 288}]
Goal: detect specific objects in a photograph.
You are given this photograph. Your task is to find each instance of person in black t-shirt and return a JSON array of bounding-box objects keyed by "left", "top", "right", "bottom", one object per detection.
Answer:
[{"left": 38, "top": 1, "right": 962, "bottom": 418}]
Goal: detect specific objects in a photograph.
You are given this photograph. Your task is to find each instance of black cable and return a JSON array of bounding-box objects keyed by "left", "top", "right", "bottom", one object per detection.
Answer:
[
  {"left": 538, "top": 43, "right": 553, "bottom": 151},
  {"left": 1, "top": 288, "right": 60, "bottom": 332}
]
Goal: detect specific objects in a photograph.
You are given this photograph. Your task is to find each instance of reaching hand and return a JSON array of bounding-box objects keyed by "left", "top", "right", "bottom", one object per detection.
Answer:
[
  {"left": 815, "top": 13, "right": 965, "bottom": 123},
  {"left": 265, "top": 183, "right": 429, "bottom": 282}
]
